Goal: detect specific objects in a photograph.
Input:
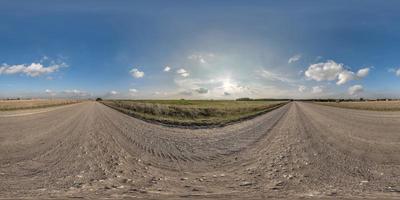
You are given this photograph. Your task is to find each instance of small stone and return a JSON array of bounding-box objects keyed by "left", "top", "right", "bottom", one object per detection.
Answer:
[{"left": 239, "top": 181, "right": 253, "bottom": 186}]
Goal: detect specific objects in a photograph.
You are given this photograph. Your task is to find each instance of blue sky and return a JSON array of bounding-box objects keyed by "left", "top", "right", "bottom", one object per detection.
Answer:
[{"left": 1, "top": 0, "right": 400, "bottom": 99}]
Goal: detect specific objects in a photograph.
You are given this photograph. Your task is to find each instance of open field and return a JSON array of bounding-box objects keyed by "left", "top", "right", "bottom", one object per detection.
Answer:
[
  {"left": 101, "top": 99, "right": 287, "bottom": 127},
  {"left": 315, "top": 100, "right": 400, "bottom": 111},
  {"left": 0, "top": 101, "right": 399, "bottom": 199},
  {"left": 0, "top": 99, "right": 81, "bottom": 111}
]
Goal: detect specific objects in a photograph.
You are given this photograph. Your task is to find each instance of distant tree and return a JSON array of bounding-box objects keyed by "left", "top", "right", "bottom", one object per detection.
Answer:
[
  {"left": 96, "top": 98, "right": 103, "bottom": 101},
  {"left": 236, "top": 97, "right": 252, "bottom": 101}
]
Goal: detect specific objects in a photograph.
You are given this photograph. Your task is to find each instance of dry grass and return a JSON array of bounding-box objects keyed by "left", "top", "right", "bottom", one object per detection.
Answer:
[
  {"left": 0, "top": 99, "right": 81, "bottom": 111},
  {"left": 102, "top": 100, "right": 287, "bottom": 127},
  {"left": 316, "top": 101, "right": 400, "bottom": 111}
]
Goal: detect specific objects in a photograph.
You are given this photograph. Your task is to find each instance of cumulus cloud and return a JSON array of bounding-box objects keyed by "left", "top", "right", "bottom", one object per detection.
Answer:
[
  {"left": 305, "top": 60, "right": 343, "bottom": 82},
  {"left": 288, "top": 54, "right": 301, "bottom": 63},
  {"left": 0, "top": 62, "right": 66, "bottom": 77},
  {"left": 109, "top": 90, "right": 118, "bottom": 95},
  {"left": 389, "top": 68, "right": 400, "bottom": 76},
  {"left": 312, "top": 86, "right": 323, "bottom": 94},
  {"left": 337, "top": 70, "right": 355, "bottom": 85},
  {"left": 176, "top": 68, "right": 190, "bottom": 77},
  {"left": 224, "top": 92, "right": 231, "bottom": 96},
  {"left": 348, "top": 85, "right": 363, "bottom": 95},
  {"left": 356, "top": 68, "right": 370, "bottom": 78},
  {"left": 195, "top": 88, "right": 208, "bottom": 94},
  {"left": 164, "top": 66, "right": 171, "bottom": 72},
  {"left": 298, "top": 85, "right": 307, "bottom": 92},
  {"left": 130, "top": 68, "right": 144, "bottom": 78},
  {"left": 129, "top": 88, "right": 138, "bottom": 93},
  {"left": 305, "top": 60, "right": 369, "bottom": 85}
]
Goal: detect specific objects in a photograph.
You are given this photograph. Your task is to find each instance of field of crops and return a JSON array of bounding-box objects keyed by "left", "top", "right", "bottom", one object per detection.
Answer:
[
  {"left": 101, "top": 100, "right": 287, "bottom": 127},
  {"left": 316, "top": 100, "right": 400, "bottom": 111},
  {"left": 0, "top": 99, "right": 81, "bottom": 111}
]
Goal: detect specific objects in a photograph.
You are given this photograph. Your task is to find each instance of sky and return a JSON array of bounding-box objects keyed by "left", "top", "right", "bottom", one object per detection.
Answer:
[{"left": 1, "top": 0, "right": 400, "bottom": 99}]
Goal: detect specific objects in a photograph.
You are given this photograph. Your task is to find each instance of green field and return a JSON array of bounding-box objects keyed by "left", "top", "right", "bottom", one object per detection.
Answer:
[
  {"left": 101, "top": 100, "right": 287, "bottom": 127},
  {"left": 315, "top": 101, "right": 400, "bottom": 111}
]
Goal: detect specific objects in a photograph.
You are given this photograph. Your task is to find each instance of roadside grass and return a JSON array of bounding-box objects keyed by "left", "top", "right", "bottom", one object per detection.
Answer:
[
  {"left": 101, "top": 100, "right": 287, "bottom": 127},
  {"left": 0, "top": 99, "right": 81, "bottom": 111},
  {"left": 315, "top": 101, "right": 400, "bottom": 111}
]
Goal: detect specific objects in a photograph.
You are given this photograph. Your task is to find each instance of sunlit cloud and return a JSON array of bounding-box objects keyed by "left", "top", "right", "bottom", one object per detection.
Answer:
[
  {"left": 188, "top": 53, "right": 215, "bottom": 64},
  {"left": 163, "top": 66, "right": 171, "bottom": 72},
  {"left": 129, "top": 88, "right": 138, "bottom": 93},
  {"left": 176, "top": 68, "right": 190, "bottom": 77},
  {"left": 389, "top": 68, "right": 400, "bottom": 77},
  {"left": 45, "top": 89, "right": 56, "bottom": 96},
  {"left": 312, "top": 86, "right": 323, "bottom": 94},
  {"left": 305, "top": 60, "right": 370, "bottom": 85},
  {"left": 130, "top": 68, "right": 144, "bottom": 78},
  {"left": 298, "top": 85, "right": 307, "bottom": 92},
  {"left": 288, "top": 54, "right": 301, "bottom": 64},
  {"left": 348, "top": 85, "right": 363, "bottom": 95},
  {"left": 0, "top": 62, "right": 67, "bottom": 77}
]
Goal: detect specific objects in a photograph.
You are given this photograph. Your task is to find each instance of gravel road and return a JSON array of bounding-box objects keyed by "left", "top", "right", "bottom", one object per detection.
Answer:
[{"left": 0, "top": 101, "right": 399, "bottom": 199}]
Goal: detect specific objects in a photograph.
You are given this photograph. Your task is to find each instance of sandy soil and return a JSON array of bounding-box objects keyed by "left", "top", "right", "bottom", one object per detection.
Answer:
[{"left": 0, "top": 101, "right": 399, "bottom": 199}]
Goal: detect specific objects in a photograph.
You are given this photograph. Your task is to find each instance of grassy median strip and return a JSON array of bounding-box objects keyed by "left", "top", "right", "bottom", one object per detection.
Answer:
[
  {"left": 101, "top": 100, "right": 287, "bottom": 128},
  {"left": 0, "top": 99, "right": 81, "bottom": 111},
  {"left": 315, "top": 101, "right": 400, "bottom": 111}
]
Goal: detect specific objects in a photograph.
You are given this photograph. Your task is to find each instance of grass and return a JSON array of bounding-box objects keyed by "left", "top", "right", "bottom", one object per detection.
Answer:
[
  {"left": 0, "top": 99, "right": 81, "bottom": 111},
  {"left": 101, "top": 99, "right": 287, "bottom": 127},
  {"left": 315, "top": 101, "right": 400, "bottom": 111}
]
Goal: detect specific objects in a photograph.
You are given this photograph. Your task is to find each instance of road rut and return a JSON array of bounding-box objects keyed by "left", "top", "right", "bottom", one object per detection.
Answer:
[{"left": 0, "top": 102, "right": 399, "bottom": 199}]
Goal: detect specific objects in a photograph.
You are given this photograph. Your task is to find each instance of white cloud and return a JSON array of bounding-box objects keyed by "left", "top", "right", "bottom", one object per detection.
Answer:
[
  {"left": 63, "top": 89, "right": 90, "bottom": 97},
  {"left": 356, "top": 68, "right": 370, "bottom": 78},
  {"left": 110, "top": 90, "right": 118, "bottom": 95},
  {"left": 305, "top": 60, "right": 369, "bottom": 85},
  {"left": 288, "top": 54, "right": 301, "bottom": 63},
  {"left": 176, "top": 68, "right": 190, "bottom": 77},
  {"left": 259, "top": 70, "right": 294, "bottom": 83},
  {"left": 45, "top": 89, "right": 56, "bottom": 96},
  {"left": 337, "top": 70, "right": 355, "bottom": 85},
  {"left": 130, "top": 68, "right": 144, "bottom": 78},
  {"left": 390, "top": 68, "right": 400, "bottom": 76},
  {"left": 195, "top": 88, "right": 208, "bottom": 94},
  {"left": 129, "top": 88, "right": 138, "bottom": 93},
  {"left": 0, "top": 62, "right": 66, "bottom": 77},
  {"left": 312, "top": 86, "right": 323, "bottom": 94},
  {"left": 164, "top": 66, "right": 171, "bottom": 72},
  {"left": 348, "top": 85, "right": 363, "bottom": 96},
  {"left": 305, "top": 60, "right": 344, "bottom": 82},
  {"left": 298, "top": 85, "right": 307, "bottom": 92},
  {"left": 188, "top": 53, "right": 215, "bottom": 64}
]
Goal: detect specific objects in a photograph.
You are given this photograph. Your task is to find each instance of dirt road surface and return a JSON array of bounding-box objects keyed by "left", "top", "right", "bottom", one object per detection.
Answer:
[{"left": 0, "top": 102, "right": 399, "bottom": 199}]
